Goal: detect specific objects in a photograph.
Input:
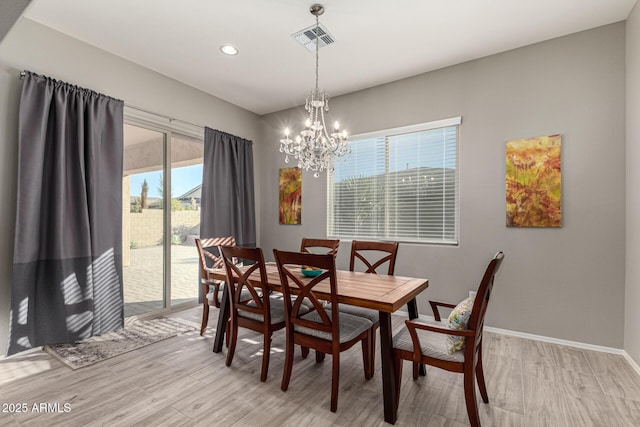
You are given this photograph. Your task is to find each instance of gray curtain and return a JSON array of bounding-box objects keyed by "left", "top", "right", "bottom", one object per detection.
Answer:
[
  {"left": 7, "top": 71, "right": 124, "bottom": 355},
  {"left": 200, "top": 128, "right": 256, "bottom": 248}
]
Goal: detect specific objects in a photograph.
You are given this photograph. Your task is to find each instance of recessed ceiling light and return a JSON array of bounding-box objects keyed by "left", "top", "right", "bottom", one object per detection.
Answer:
[{"left": 220, "top": 45, "right": 238, "bottom": 56}]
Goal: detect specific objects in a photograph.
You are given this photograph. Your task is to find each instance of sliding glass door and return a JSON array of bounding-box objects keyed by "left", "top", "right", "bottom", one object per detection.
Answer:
[
  {"left": 123, "top": 124, "right": 166, "bottom": 317},
  {"left": 122, "top": 123, "right": 203, "bottom": 317},
  {"left": 169, "top": 135, "right": 203, "bottom": 307}
]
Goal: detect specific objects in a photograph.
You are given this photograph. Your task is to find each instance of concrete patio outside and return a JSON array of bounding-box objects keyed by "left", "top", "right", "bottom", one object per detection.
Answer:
[{"left": 123, "top": 244, "right": 200, "bottom": 317}]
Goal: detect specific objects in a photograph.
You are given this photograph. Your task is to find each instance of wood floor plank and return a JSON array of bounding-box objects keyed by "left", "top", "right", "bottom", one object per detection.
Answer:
[
  {"left": 4, "top": 365, "right": 121, "bottom": 412},
  {"left": 562, "top": 391, "right": 635, "bottom": 427},
  {"left": 606, "top": 394, "right": 640, "bottom": 426},
  {"left": 519, "top": 337, "right": 557, "bottom": 365},
  {"left": 173, "top": 366, "right": 263, "bottom": 421},
  {"left": 0, "top": 414, "right": 19, "bottom": 427},
  {"left": 395, "top": 383, "right": 447, "bottom": 427},
  {"left": 522, "top": 413, "right": 569, "bottom": 427},
  {"left": 425, "top": 414, "right": 468, "bottom": 427},
  {"left": 86, "top": 396, "right": 194, "bottom": 427},
  {"left": 484, "top": 332, "right": 526, "bottom": 360},
  {"left": 522, "top": 375, "right": 569, "bottom": 425},
  {"left": 584, "top": 351, "right": 640, "bottom": 402},
  {"left": 550, "top": 345, "right": 594, "bottom": 375},
  {"left": 484, "top": 354, "right": 525, "bottom": 414},
  {"left": 0, "top": 351, "right": 64, "bottom": 387},
  {"left": 15, "top": 378, "right": 146, "bottom": 426},
  {"left": 479, "top": 405, "right": 525, "bottom": 427},
  {"left": 523, "top": 357, "right": 603, "bottom": 398}
]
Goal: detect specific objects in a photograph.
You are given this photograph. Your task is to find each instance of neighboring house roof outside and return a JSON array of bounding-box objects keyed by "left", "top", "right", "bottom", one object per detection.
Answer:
[
  {"left": 146, "top": 197, "right": 162, "bottom": 208},
  {"left": 177, "top": 184, "right": 201, "bottom": 201},
  {"left": 130, "top": 196, "right": 162, "bottom": 208}
]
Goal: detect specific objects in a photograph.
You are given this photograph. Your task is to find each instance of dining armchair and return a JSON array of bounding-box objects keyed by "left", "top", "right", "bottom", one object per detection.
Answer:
[
  {"left": 300, "top": 237, "right": 340, "bottom": 258},
  {"left": 220, "top": 245, "right": 289, "bottom": 382},
  {"left": 392, "top": 251, "right": 505, "bottom": 427},
  {"left": 340, "top": 240, "right": 399, "bottom": 377},
  {"left": 195, "top": 236, "right": 236, "bottom": 335},
  {"left": 273, "top": 249, "right": 373, "bottom": 412}
]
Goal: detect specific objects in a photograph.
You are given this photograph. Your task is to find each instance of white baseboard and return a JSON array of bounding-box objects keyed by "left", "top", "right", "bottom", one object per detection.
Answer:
[
  {"left": 483, "top": 324, "right": 624, "bottom": 355},
  {"left": 623, "top": 351, "right": 640, "bottom": 377},
  {"left": 400, "top": 310, "right": 625, "bottom": 355},
  {"left": 400, "top": 311, "right": 640, "bottom": 377}
]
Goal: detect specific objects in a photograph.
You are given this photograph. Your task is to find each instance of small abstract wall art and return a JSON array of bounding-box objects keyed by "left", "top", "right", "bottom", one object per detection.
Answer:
[
  {"left": 279, "top": 167, "right": 302, "bottom": 225},
  {"left": 506, "top": 134, "right": 562, "bottom": 227}
]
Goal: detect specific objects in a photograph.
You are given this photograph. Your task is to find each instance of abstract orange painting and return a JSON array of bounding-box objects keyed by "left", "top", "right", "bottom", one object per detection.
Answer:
[
  {"left": 506, "top": 135, "right": 562, "bottom": 227},
  {"left": 279, "top": 167, "right": 302, "bottom": 225}
]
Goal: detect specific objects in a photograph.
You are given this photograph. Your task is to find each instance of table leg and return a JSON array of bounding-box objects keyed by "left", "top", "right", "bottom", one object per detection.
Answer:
[
  {"left": 406, "top": 298, "right": 426, "bottom": 377},
  {"left": 212, "top": 284, "right": 230, "bottom": 353},
  {"left": 379, "top": 311, "right": 398, "bottom": 424}
]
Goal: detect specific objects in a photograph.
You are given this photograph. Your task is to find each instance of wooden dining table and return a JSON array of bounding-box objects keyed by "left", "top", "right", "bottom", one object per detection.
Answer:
[{"left": 208, "top": 262, "right": 429, "bottom": 424}]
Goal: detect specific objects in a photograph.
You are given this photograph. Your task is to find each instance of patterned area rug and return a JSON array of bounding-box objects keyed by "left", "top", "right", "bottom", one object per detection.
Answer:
[{"left": 44, "top": 317, "right": 197, "bottom": 370}]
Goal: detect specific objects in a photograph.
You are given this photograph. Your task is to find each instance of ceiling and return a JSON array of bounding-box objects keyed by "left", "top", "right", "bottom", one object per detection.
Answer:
[{"left": 23, "top": 0, "right": 637, "bottom": 115}]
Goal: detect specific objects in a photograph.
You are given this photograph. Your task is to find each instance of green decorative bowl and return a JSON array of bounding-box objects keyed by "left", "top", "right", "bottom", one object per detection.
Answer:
[{"left": 301, "top": 268, "right": 323, "bottom": 277}]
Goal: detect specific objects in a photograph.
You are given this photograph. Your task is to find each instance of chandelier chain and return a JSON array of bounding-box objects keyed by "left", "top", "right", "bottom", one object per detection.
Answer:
[{"left": 315, "top": 13, "right": 319, "bottom": 92}]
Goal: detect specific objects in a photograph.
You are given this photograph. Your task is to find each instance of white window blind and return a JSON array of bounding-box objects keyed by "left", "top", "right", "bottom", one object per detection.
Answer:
[{"left": 327, "top": 117, "right": 460, "bottom": 245}]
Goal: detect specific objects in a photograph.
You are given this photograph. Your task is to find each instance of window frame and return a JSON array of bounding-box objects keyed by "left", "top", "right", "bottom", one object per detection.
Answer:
[{"left": 327, "top": 116, "right": 461, "bottom": 245}]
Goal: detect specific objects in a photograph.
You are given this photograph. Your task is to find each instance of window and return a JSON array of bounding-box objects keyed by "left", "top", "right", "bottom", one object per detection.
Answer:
[{"left": 327, "top": 117, "right": 460, "bottom": 245}]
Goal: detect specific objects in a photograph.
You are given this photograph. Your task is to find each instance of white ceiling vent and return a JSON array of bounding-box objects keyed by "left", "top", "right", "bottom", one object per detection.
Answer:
[{"left": 291, "top": 23, "right": 335, "bottom": 52}]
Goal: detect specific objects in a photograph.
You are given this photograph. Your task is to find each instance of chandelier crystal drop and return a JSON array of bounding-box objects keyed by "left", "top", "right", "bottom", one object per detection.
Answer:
[{"left": 279, "top": 4, "right": 350, "bottom": 178}]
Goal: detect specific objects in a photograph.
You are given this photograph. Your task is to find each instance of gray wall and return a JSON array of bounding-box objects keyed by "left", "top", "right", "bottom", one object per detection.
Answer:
[
  {"left": 0, "top": 18, "right": 262, "bottom": 355},
  {"left": 0, "top": 0, "right": 30, "bottom": 43},
  {"left": 0, "top": 67, "right": 21, "bottom": 357},
  {"left": 626, "top": 2, "right": 640, "bottom": 364},
  {"left": 261, "top": 23, "right": 627, "bottom": 348}
]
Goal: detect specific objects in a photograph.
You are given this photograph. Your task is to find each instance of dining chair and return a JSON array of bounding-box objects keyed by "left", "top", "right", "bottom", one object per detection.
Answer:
[
  {"left": 195, "top": 236, "right": 236, "bottom": 336},
  {"left": 298, "top": 237, "right": 340, "bottom": 358},
  {"left": 220, "top": 245, "right": 289, "bottom": 382},
  {"left": 273, "top": 249, "right": 373, "bottom": 412},
  {"left": 340, "top": 240, "right": 399, "bottom": 377},
  {"left": 392, "top": 251, "right": 505, "bottom": 427},
  {"left": 300, "top": 237, "right": 340, "bottom": 258}
]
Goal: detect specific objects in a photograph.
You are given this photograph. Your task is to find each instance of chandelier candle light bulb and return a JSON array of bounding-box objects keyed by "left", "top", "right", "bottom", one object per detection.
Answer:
[{"left": 279, "top": 3, "right": 350, "bottom": 178}]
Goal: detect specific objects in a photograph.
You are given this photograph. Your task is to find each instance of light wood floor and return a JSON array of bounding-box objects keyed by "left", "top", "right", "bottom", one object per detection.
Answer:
[{"left": 1, "top": 306, "right": 639, "bottom": 426}]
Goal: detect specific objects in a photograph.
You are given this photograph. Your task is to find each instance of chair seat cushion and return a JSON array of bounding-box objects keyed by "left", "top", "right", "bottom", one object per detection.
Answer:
[
  {"left": 295, "top": 311, "right": 373, "bottom": 344},
  {"left": 239, "top": 296, "right": 309, "bottom": 325},
  {"left": 206, "top": 291, "right": 216, "bottom": 305},
  {"left": 393, "top": 319, "right": 465, "bottom": 363},
  {"left": 269, "top": 293, "right": 315, "bottom": 313},
  {"left": 206, "top": 284, "right": 251, "bottom": 306},
  {"left": 339, "top": 305, "right": 379, "bottom": 323},
  {"left": 299, "top": 297, "right": 316, "bottom": 309}
]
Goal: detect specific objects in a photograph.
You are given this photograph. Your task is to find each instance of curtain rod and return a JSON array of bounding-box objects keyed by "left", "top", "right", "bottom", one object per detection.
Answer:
[
  {"left": 124, "top": 104, "right": 204, "bottom": 130},
  {"left": 19, "top": 71, "right": 203, "bottom": 130}
]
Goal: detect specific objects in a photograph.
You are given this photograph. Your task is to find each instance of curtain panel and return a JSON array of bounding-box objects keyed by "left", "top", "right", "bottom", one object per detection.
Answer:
[
  {"left": 7, "top": 71, "right": 124, "bottom": 355},
  {"left": 200, "top": 128, "right": 256, "bottom": 248}
]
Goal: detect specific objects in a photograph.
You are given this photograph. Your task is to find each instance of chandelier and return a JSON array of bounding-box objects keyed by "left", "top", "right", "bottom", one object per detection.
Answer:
[{"left": 279, "top": 3, "right": 350, "bottom": 178}]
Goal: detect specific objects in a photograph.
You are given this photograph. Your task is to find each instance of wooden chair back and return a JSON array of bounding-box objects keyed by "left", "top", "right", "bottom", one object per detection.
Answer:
[
  {"left": 300, "top": 237, "right": 340, "bottom": 258},
  {"left": 274, "top": 249, "right": 373, "bottom": 412},
  {"left": 195, "top": 236, "right": 235, "bottom": 311},
  {"left": 273, "top": 250, "right": 339, "bottom": 341},
  {"left": 220, "top": 245, "right": 269, "bottom": 320},
  {"left": 196, "top": 236, "right": 236, "bottom": 272},
  {"left": 349, "top": 240, "right": 399, "bottom": 275},
  {"left": 467, "top": 251, "right": 505, "bottom": 350}
]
